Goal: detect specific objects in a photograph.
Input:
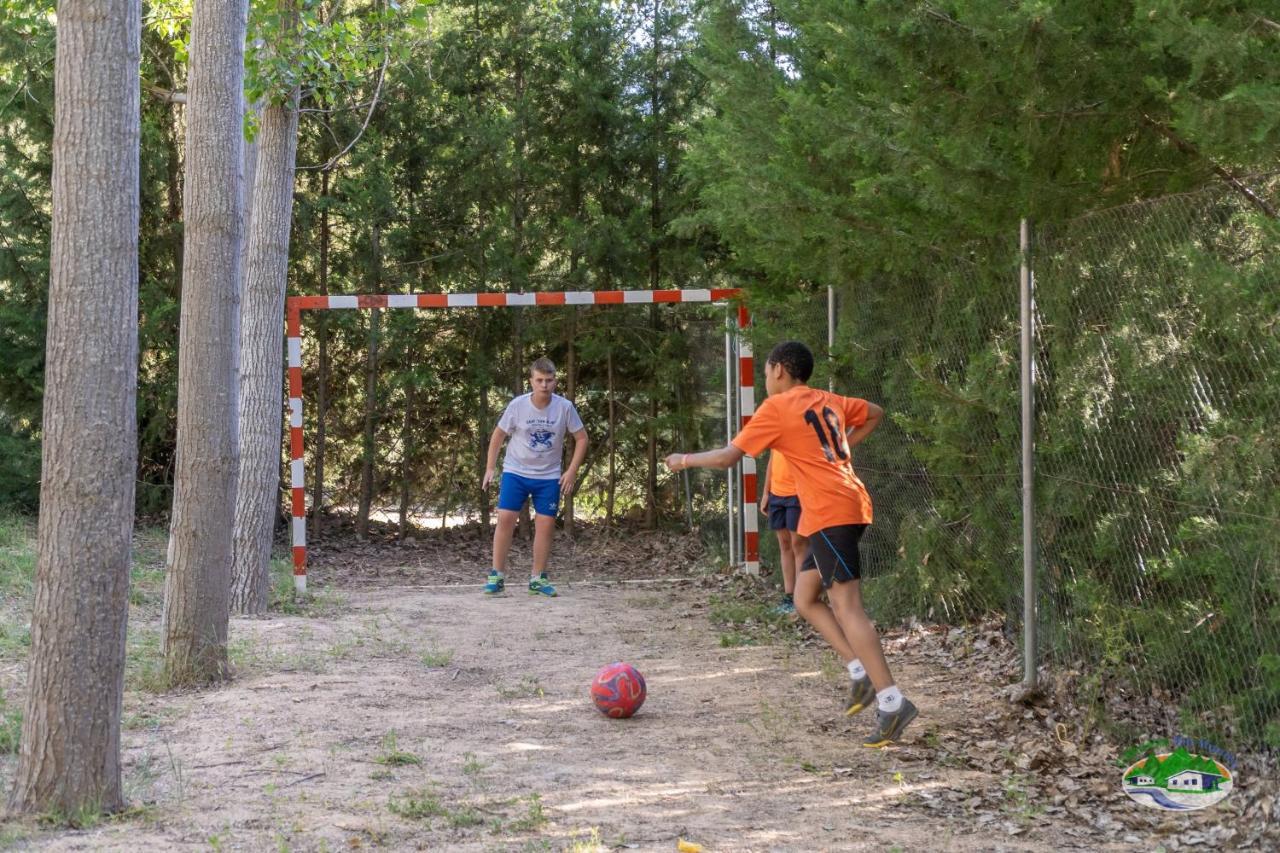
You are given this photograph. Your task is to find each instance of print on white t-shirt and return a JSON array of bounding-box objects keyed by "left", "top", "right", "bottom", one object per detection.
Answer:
[{"left": 497, "top": 393, "right": 585, "bottom": 480}]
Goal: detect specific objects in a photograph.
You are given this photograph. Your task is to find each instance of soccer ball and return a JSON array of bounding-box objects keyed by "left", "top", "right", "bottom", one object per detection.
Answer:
[{"left": 590, "top": 662, "right": 647, "bottom": 718}]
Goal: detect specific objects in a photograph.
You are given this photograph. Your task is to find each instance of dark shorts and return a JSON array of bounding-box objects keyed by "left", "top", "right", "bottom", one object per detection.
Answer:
[
  {"left": 800, "top": 524, "right": 867, "bottom": 588},
  {"left": 497, "top": 472, "right": 560, "bottom": 516},
  {"left": 767, "top": 494, "right": 802, "bottom": 532}
]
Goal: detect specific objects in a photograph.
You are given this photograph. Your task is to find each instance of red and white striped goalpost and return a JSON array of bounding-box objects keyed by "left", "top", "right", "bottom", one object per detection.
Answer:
[{"left": 285, "top": 288, "right": 760, "bottom": 593}]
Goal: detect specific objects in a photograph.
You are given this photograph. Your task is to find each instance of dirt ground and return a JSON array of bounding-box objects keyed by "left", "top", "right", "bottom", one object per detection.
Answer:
[{"left": 1, "top": 525, "right": 1271, "bottom": 851}]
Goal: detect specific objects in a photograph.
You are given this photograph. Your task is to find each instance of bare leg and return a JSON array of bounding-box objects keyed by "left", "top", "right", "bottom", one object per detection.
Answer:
[
  {"left": 793, "top": 569, "right": 856, "bottom": 661},
  {"left": 491, "top": 509, "right": 519, "bottom": 572},
  {"left": 531, "top": 513, "right": 556, "bottom": 576},
  {"left": 826, "top": 579, "right": 894, "bottom": 691},
  {"left": 789, "top": 534, "right": 809, "bottom": 588},
  {"left": 776, "top": 529, "right": 795, "bottom": 594}
]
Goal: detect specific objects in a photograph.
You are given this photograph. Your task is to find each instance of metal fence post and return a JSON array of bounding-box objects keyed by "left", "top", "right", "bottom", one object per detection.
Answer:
[
  {"left": 1020, "top": 218, "right": 1038, "bottom": 690},
  {"left": 725, "top": 313, "right": 737, "bottom": 568}
]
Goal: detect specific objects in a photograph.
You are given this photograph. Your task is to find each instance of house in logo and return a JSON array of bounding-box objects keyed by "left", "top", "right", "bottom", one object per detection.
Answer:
[
  {"left": 1121, "top": 745, "right": 1234, "bottom": 810},
  {"left": 1166, "top": 769, "right": 1224, "bottom": 792}
]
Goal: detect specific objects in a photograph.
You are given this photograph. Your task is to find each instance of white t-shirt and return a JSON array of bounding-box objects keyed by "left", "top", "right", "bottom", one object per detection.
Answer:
[{"left": 497, "top": 393, "right": 585, "bottom": 479}]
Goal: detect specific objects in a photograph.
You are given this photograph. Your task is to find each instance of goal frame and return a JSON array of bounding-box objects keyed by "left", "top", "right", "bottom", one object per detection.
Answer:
[{"left": 284, "top": 288, "right": 760, "bottom": 592}]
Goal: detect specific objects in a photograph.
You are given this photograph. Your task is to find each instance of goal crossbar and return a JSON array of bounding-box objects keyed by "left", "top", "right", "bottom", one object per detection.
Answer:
[{"left": 284, "top": 288, "right": 760, "bottom": 592}]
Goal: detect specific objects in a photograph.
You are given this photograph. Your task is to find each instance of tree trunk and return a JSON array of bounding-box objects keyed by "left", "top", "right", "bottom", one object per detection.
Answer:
[
  {"left": 166, "top": 91, "right": 184, "bottom": 302},
  {"left": 563, "top": 307, "right": 577, "bottom": 535},
  {"left": 162, "top": 0, "right": 248, "bottom": 685},
  {"left": 356, "top": 303, "right": 381, "bottom": 538},
  {"left": 512, "top": 311, "right": 530, "bottom": 540},
  {"left": 645, "top": 306, "right": 659, "bottom": 528},
  {"left": 311, "top": 169, "right": 330, "bottom": 539},
  {"left": 8, "top": 0, "right": 141, "bottom": 816},
  {"left": 230, "top": 76, "right": 300, "bottom": 614},
  {"left": 398, "top": 361, "right": 416, "bottom": 542},
  {"left": 606, "top": 338, "right": 616, "bottom": 525},
  {"left": 645, "top": 1, "right": 662, "bottom": 529}
]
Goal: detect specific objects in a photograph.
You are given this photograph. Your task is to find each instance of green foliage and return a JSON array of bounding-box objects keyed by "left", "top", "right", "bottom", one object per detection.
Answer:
[
  {"left": 375, "top": 731, "right": 421, "bottom": 766},
  {"left": 0, "top": 686, "right": 22, "bottom": 753},
  {"left": 688, "top": 2, "right": 1280, "bottom": 748},
  {"left": 0, "top": 0, "right": 53, "bottom": 510}
]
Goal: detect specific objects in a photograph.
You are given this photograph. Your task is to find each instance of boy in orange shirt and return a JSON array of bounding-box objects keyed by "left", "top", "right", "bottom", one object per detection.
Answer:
[
  {"left": 760, "top": 451, "right": 804, "bottom": 616},
  {"left": 665, "top": 341, "right": 916, "bottom": 747}
]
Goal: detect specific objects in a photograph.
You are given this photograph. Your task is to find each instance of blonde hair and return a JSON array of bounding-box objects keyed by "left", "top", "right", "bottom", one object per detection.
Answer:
[{"left": 530, "top": 357, "right": 556, "bottom": 375}]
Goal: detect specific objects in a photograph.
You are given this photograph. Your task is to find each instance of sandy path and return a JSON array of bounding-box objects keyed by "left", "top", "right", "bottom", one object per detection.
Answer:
[{"left": 7, "top": 564, "right": 1203, "bottom": 853}]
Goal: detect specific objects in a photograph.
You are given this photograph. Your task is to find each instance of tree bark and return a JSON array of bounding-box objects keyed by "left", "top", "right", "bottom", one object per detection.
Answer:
[
  {"left": 563, "top": 307, "right": 577, "bottom": 535},
  {"left": 397, "top": 383, "right": 415, "bottom": 542},
  {"left": 645, "top": 0, "right": 662, "bottom": 528},
  {"left": 8, "top": 0, "right": 141, "bottom": 817},
  {"left": 230, "top": 75, "right": 300, "bottom": 614},
  {"left": 163, "top": 0, "right": 248, "bottom": 685},
  {"left": 645, "top": 307, "right": 659, "bottom": 528},
  {"left": 606, "top": 337, "right": 616, "bottom": 525},
  {"left": 311, "top": 169, "right": 331, "bottom": 539},
  {"left": 356, "top": 303, "right": 381, "bottom": 538}
]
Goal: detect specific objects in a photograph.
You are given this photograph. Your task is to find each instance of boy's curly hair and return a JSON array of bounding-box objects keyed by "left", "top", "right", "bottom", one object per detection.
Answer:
[{"left": 766, "top": 341, "right": 814, "bottom": 382}]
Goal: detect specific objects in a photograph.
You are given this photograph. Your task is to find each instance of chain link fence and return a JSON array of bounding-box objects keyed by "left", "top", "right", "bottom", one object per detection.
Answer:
[
  {"left": 1033, "top": 187, "right": 1279, "bottom": 750},
  {"left": 745, "top": 182, "right": 1279, "bottom": 751}
]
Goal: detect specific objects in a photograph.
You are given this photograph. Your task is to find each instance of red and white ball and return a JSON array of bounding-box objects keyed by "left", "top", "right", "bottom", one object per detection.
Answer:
[{"left": 590, "top": 662, "right": 647, "bottom": 718}]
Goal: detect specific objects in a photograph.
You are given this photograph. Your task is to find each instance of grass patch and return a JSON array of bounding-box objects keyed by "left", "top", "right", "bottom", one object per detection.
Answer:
[
  {"left": 270, "top": 558, "right": 346, "bottom": 617},
  {"left": 707, "top": 584, "right": 799, "bottom": 648},
  {"left": 567, "top": 828, "right": 606, "bottom": 852},
  {"left": 461, "top": 752, "right": 487, "bottom": 779},
  {"left": 446, "top": 805, "right": 485, "bottom": 828},
  {"left": 388, "top": 786, "right": 447, "bottom": 821},
  {"left": 497, "top": 677, "right": 544, "bottom": 700},
  {"left": 507, "top": 794, "right": 548, "bottom": 833},
  {"left": 327, "top": 620, "right": 409, "bottom": 661},
  {"left": 375, "top": 731, "right": 421, "bottom": 767},
  {"left": 0, "top": 823, "right": 29, "bottom": 847},
  {"left": 0, "top": 620, "right": 31, "bottom": 660},
  {"left": 127, "top": 524, "right": 169, "bottom": 609},
  {"left": 420, "top": 646, "right": 454, "bottom": 667},
  {"left": 0, "top": 512, "right": 36, "bottom": 601},
  {"left": 0, "top": 687, "right": 22, "bottom": 753},
  {"left": 124, "top": 626, "right": 170, "bottom": 693}
]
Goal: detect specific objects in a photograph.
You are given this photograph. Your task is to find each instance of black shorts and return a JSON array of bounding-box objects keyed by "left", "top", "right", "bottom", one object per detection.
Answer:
[
  {"left": 800, "top": 524, "right": 867, "bottom": 588},
  {"left": 767, "top": 494, "right": 801, "bottom": 532}
]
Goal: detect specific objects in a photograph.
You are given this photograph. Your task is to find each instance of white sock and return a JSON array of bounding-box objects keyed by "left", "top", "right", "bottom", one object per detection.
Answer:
[
  {"left": 876, "top": 686, "right": 903, "bottom": 713},
  {"left": 846, "top": 659, "right": 867, "bottom": 681}
]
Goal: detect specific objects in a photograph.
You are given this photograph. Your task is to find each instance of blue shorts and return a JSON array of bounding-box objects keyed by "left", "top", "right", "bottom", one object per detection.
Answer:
[
  {"left": 497, "top": 472, "right": 560, "bottom": 517},
  {"left": 767, "top": 494, "right": 802, "bottom": 532}
]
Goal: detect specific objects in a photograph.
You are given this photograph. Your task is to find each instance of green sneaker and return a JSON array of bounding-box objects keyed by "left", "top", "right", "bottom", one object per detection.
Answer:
[
  {"left": 528, "top": 573, "right": 557, "bottom": 597},
  {"left": 483, "top": 571, "right": 505, "bottom": 595},
  {"left": 862, "top": 697, "right": 918, "bottom": 748},
  {"left": 845, "top": 676, "right": 875, "bottom": 717}
]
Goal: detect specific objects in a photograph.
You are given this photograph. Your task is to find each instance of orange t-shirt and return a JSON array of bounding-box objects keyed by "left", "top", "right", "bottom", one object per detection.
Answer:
[
  {"left": 732, "top": 386, "right": 872, "bottom": 536},
  {"left": 766, "top": 450, "right": 798, "bottom": 498}
]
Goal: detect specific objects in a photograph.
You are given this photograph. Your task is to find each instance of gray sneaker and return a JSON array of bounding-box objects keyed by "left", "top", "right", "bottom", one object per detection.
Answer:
[
  {"left": 845, "top": 677, "right": 875, "bottom": 717},
  {"left": 862, "top": 697, "right": 918, "bottom": 748}
]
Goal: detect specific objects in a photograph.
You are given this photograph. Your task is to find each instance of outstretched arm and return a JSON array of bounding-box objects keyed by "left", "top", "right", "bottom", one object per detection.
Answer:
[
  {"left": 482, "top": 427, "right": 508, "bottom": 489},
  {"left": 664, "top": 444, "right": 745, "bottom": 472},
  {"left": 560, "top": 428, "right": 589, "bottom": 491}
]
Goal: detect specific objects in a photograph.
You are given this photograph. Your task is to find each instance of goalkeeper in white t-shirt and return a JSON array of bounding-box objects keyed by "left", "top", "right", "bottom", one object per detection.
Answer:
[{"left": 481, "top": 357, "right": 588, "bottom": 597}]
